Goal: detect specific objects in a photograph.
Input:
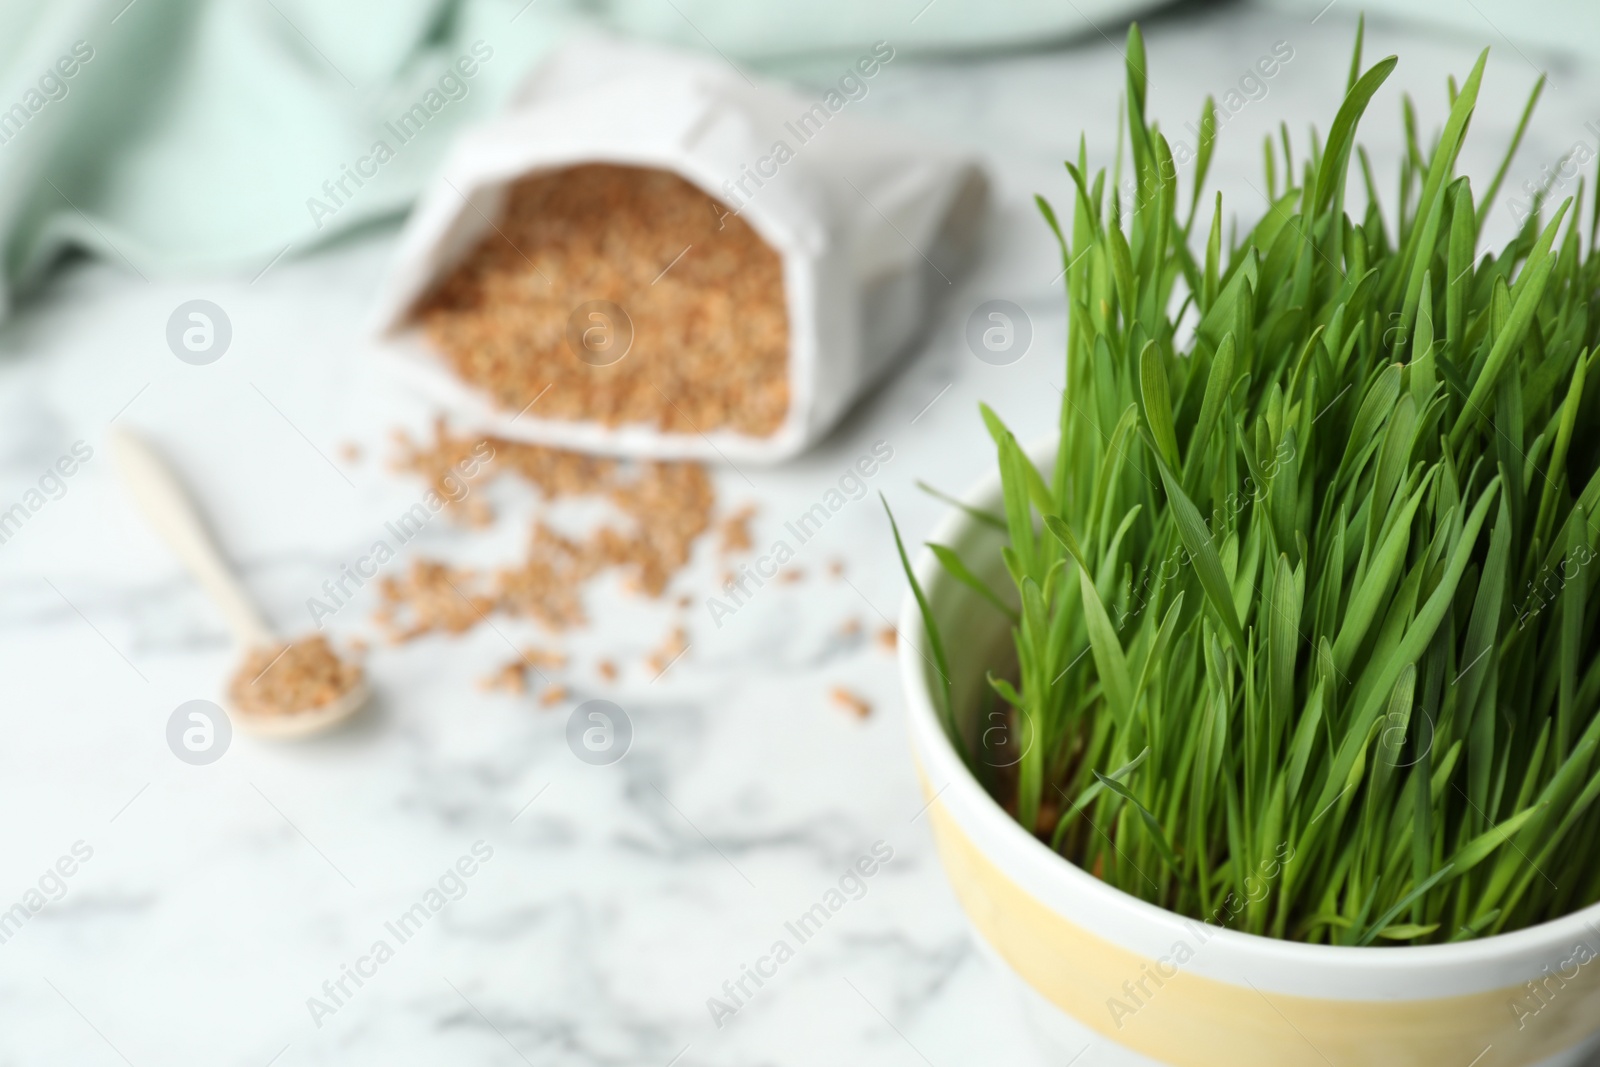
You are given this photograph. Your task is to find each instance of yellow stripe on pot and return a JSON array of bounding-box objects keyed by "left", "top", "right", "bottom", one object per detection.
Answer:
[{"left": 919, "top": 774, "right": 1600, "bottom": 1067}]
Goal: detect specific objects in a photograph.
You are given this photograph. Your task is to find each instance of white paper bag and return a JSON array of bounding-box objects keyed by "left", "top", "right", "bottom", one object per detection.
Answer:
[{"left": 371, "top": 35, "right": 987, "bottom": 463}]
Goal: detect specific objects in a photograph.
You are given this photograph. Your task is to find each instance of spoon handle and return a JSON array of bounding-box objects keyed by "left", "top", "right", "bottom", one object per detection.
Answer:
[{"left": 111, "top": 428, "right": 274, "bottom": 649}]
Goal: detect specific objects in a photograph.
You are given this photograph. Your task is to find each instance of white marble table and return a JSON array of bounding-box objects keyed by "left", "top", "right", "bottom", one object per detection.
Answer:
[{"left": 0, "top": 5, "right": 1592, "bottom": 1065}]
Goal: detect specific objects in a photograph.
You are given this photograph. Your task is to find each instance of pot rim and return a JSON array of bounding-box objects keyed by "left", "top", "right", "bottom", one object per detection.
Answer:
[{"left": 898, "top": 433, "right": 1600, "bottom": 970}]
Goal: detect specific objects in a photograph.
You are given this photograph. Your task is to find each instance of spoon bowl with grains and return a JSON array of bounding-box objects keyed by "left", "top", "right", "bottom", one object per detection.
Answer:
[
  {"left": 112, "top": 428, "right": 367, "bottom": 738},
  {"left": 226, "top": 635, "right": 368, "bottom": 739}
]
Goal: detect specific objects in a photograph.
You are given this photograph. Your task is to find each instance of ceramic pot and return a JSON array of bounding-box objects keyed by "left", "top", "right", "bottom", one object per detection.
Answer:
[{"left": 898, "top": 440, "right": 1600, "bottom": 1067}]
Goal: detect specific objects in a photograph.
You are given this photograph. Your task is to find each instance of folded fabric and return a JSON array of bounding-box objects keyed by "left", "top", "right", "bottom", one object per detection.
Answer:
[
  {"left": 1256, "top": 0, "right": 1596, "bottom": 59},
  {"left": 0, "top": 0, "right": 1151, "bottom": 317}
]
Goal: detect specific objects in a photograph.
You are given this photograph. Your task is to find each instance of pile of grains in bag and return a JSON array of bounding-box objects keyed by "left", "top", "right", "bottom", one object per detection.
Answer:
[{"left": 411, "top": 163, "right": 790, "bottom": 437}]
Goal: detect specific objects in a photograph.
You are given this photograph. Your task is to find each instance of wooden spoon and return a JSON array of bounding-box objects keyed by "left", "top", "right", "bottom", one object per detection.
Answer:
[{"left": 111, "top": 427, "right": 368, "bottom": 738}]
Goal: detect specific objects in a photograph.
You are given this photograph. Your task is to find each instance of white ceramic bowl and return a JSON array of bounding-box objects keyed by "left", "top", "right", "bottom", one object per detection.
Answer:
[{"left": 898, "top": 440, "right": 1600, "bottom": 1067}]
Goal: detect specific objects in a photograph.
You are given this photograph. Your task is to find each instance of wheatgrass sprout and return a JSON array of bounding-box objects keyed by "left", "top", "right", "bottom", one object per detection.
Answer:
[{"left": 894, "top": 21, "right": 1600, "bottom": 945}]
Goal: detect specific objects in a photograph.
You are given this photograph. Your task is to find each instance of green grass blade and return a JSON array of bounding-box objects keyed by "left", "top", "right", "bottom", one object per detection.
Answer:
[
  {"left": 928, "top": 543, "right": 1018, "bottom": 623},
  {"left": 1154, "top": 458, "right": 1248, "bottom": 653},
  {"left": 884, "top": 496, "right": 961, "bottom": 764}
]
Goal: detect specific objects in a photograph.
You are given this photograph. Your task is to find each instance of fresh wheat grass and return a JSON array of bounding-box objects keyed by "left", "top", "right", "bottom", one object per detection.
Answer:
[{"left": 896, "top": 21, "right": 1600, "bottom": 945}]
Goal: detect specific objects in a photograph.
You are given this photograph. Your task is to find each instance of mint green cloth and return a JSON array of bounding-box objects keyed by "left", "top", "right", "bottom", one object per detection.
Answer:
[{"left": 0, "top": 0, "right": 1142, "bottom": 315}]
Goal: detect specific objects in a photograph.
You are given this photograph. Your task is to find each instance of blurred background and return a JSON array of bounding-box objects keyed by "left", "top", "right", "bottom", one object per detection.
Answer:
[{"left": 0, "top": 0, "right": 1593, "bottom": 1063}]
